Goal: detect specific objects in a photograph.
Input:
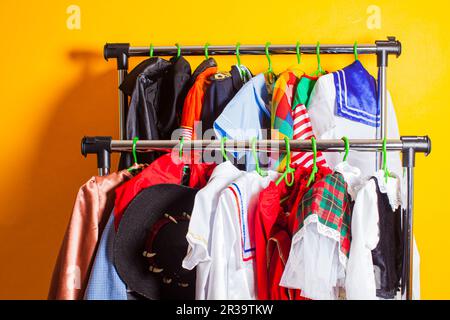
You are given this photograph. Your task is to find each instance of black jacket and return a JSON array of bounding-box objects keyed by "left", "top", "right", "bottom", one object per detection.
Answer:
[
  {"left": 119, "top": 56, "right": 191, "bottom": 169},
  {"left": 201, "top": 65, "right": 245, "bottom": 133}
]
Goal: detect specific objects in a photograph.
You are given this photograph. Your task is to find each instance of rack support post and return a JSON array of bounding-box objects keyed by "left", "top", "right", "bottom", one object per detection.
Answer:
[
  {"left": 104, "top": 43, "right": 130, "bottom": 140},
  {"left": 400, "top": 135, "right": 431, "bottom": 300},
  {"left": 376, "top": 36, "right": 402, "bottom": 170},
  {"left": 81, "top": 136, "right": 112, "bottom": 176}
]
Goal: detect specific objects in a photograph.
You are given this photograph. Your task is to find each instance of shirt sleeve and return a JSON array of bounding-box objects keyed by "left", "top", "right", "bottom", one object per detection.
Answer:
[
  {"left": 183, "top": 189, "right": 212, "bottom": 270},
  {"left": 345, "top": 179, "right": 379, "bottom": 300},
  {"left": 308, "top": 75, "right": 336, "bottom": 139},
  {"left": 213, "top": 76, "right": 269, "bottom": 170},
  {"left": 206, "top": 189, "right": 237, "bottom": 299}
]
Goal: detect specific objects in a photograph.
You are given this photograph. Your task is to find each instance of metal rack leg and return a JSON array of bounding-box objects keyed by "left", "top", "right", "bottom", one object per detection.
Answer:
[
  {"left": 403, "top": 147, "right": 415, "bottom": 300},
  {"left": 118, "top": 69, "right": 128, "bottom": 140},
  {"left": 377, "top": 51, "right": 388, "bottom": 170}
]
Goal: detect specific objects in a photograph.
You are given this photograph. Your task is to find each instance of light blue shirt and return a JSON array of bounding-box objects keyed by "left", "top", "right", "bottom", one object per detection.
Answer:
[
  {"left": 213, "top": 73, "right": 270, "bottom": 171},
  {"left": 84, "top": 210, "right": 127, "bottom": 300}
]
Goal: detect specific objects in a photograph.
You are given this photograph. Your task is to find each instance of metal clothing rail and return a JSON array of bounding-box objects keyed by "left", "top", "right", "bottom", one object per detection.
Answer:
[
  {"left": 104, "top": 37, "right": 401, "bottom": 170},
  {"left": 81, "top": 135, "right": 431, "bottom": 301}
]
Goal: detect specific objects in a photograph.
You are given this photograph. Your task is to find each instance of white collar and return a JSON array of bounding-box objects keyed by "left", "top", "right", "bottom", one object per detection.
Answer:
[
  {"left": 334, "top": 161, "right": 363, "bottom": 201},
  {"left": 208, "top": 161, "right": 241, "bottom": 182},
  {"left": 372, "top": 170, "right": 402, "bottom": 211}
]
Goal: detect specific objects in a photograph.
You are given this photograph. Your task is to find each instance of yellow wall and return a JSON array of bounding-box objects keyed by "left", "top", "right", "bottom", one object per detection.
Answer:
[{"left": 0, "top": 0, "right": 448, "bottom": 299}]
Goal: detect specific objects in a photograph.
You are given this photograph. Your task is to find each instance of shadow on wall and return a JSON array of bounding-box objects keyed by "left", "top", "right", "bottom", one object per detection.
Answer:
[{"left": 0, "top": 49, "right": 120, "bottom": 299}]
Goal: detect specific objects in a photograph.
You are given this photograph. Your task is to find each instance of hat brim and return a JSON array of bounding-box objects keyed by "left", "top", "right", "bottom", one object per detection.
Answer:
[{"left": 114, "top": 183, "right": 198, "bottom": 300}]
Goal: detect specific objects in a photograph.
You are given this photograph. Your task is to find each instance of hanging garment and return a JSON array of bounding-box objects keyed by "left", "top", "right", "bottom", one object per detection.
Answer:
[
  {"left": 179, "top": 58, "right": 218, "bottom": 140},
  {"left": 48, "top": 170, "right": 132, "bottom": 300},
  {"left": 254, "top": 165, "right": 331, "bottom": 300},
  {"left": 200, "top": 65, "right": 249, "bottom": 134},
  {"left": 344, "top": 171, "right": 383, "bottom": 300},
  {"left": 293, "top": 74, "right": 318, "bottom": 109},
  {"left": 270, "top": 69, "right": 300, "bottom": 170},
  {"left": 370, "top": 171, "right": 403, "bottom": 299},
  {"left": 182, "top": 161, "right": 244, "bottom": 300},
  {"left": 280, "top": 168, "right": 355, "bottom": 300},
  {"left": 206, "top": 170, "right": 280, "bottom": 299},
  {"left": 307, "top": 60, "right": 402, "bottom": 178},
  {"left": 114, "top": 184, "right": 199, "bottom": 300},
  {"left": 113, "top": 153, "right": 216, "bottom": 231},
  {"left": 291, "top": 74, "right": 327, "bottom": 168},
  {"left": 271, "top": 69, "right": 327, "bottom": 171},
  {"left": 213, "top": 73, "right": 271, "bottom": 171},
  {"left": 119, "top": 56, "right": 191, "bottom": 168},
  {"left": 84, "top": 211, "right": 127, "bottom": 300}
]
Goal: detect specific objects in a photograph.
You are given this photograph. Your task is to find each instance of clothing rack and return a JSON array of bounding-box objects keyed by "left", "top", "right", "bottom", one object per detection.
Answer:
[{"left": 80, "top": 36, "right": 431, "bottom": 300}]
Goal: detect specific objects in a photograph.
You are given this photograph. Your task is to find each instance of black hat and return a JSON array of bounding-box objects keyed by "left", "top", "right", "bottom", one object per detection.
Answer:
[{"left": 114, "top": 184, "right": 198, "bottom": 300}]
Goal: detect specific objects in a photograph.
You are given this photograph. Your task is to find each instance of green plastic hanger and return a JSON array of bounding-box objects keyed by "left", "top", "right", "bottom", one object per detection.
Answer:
[
  {"left": 175, "top": 43, "right": 181, "bottom": 59},
  {"left": 204, "top": 42, "right": 210, "bottom": 60},
  {"left": 354, "top": 41, "right": 359, "bottom": 61},
  {"left": 179, "top": 136, "right": 184, "bottom": 159},
  {"left": 313, "top": 42, "right": 326, "bottom": 76},
  {"left": 127, "top": 136, "right": 140, "bottom": 173},
  {"left": 342, "top": 136, "right": 349, "bottom": 162},
  {"left": 251, "top": 137, "right": 267, "bottom": 177},
  {"left": 149, "top": 43, "right": 154, "bottom": 58},
  {"left": 236, "top": 42, "right": 245, "bottom": 79},
  {"left": 220, "top": 137, "right": 229, "bottom": 162},
  {"left": 236, "top": 42, "right": 242, "bottom": 67},
  {"left": 296, "top": 41, "right": 301, "bottom": 65},
  {"left": 307, "top": 137, "right": 319, "bottom": 187},
  {"left": 265, "top": 42, "right": 273, "bottom": 74},
  {"left": 382, "top": 137, "right": 391, "bottom": 183},
  {"left": 276, "top": 137, "right": 295, "bottom": 187}
]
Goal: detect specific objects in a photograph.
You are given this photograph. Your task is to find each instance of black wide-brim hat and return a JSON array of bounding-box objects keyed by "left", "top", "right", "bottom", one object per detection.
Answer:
[{"left": 114, "top": 183, "right": 198, "bottom": 300}]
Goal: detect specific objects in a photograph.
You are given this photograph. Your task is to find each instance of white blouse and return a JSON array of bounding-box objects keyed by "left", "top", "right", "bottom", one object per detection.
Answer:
[{"left": 280, "top": 162, "right": 363, "bottom": 300}]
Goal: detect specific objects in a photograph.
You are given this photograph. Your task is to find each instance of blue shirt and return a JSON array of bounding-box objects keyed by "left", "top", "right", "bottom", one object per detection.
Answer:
[
  {"left": 213, "top": 73, "right": 271, "bottom": 171},
  {"left": 84, "top": 211, "right": 127, "bottom": 300}
]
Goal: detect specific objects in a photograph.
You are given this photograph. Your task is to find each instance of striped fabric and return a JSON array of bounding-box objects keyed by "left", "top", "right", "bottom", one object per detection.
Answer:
[
  {"left": 291, "top": 103, "right": 327, "bottom": 168},
  {"left": 271, "top": 70, "right": 300, "bottom": 171}
]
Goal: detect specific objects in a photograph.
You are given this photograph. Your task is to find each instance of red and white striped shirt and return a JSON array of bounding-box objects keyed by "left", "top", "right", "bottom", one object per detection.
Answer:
[{"left": 291, "top": 104, "right": 328, "bottom": 168}]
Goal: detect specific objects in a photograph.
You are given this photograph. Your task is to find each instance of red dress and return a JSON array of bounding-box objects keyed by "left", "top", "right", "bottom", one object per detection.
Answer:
[
  {"left": 254, "top": 165, "right": 332, "bottom": 300},
  {"left": 113, "top": 153, "right": 216, "bottom": 230}
]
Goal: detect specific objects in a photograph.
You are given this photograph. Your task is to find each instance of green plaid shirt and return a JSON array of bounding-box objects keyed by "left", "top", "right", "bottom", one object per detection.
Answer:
[{"left": 296, "top": 172, "right": 352, "bottom": 259}]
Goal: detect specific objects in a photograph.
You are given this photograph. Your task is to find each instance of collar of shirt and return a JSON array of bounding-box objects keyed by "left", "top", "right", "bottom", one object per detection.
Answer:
[
  {"left": 207, "top": 160, "right": 241, "bottom": 182},
  {"left": 334, "top": 161, "right": 364, "bottom": 201},
  {"left": 372, "top": 170, "right": 402, "bottom": 211}
]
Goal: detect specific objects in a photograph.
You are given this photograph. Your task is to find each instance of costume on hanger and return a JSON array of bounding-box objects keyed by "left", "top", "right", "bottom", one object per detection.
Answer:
[
  {"left": 271, "top": 69, "right": 327, "bottom": 171},
  {"left": 182, "top": 161, "right": 244, "bottom": 300},
  {"left": 179, "top": 58, "right": 218, "bottom": 140},
  {"left": 280, "top": 167, "right": 355, "bottom": 300},
  {"left": 48, "top": 170, "right": 132, "bottom": 300},
  {"left": 214, "top": 73, "right": 271, "bottom": 171},
  {"left": 119, "top": 56, "right": 191, "bottom": 168},
  {"left": 254, "top": 165, "right": 331, "bottom": 300},
  {"left": 201, "top": 65, "right": 251, "bottom": 134},
  {"left": 206, "top": 170, "right": 279, "bottom": 299},
  {"left": 84, "top": 211, "right": 127, "bottom": 300},
  {"left": 307, "top": 60, "right": 402, "bottom": 177}
]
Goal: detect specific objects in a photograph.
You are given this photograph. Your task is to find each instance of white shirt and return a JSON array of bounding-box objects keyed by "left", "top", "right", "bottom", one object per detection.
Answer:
[
  {"left": 346, "top": 170, "right": 403, "bottom": 300},
  {"left": 182, "top": 161, "right": 243, "bottom": 300},
  {"left": 307, "top": 72, "right": 403, "bottom": 179},
  {"left": 206, "top": 170, "right": 279, "bottom": 299},
  {"left": 280, "top": 162, "right": 363, "bottom": 300}
]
